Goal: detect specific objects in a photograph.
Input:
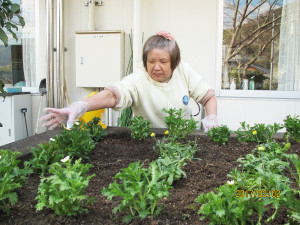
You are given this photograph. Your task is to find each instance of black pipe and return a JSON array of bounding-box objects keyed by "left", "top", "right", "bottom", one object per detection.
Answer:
[{"left": 21, "top": 108, "right": 29, "bottom": 137}]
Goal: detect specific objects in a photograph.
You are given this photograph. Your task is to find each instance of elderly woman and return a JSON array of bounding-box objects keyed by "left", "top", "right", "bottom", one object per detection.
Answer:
[{"left": 41, "top": 31, "right": 217, "bottom": 131}]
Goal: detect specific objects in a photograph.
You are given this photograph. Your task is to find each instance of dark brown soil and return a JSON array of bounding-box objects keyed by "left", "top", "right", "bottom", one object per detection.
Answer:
[{"left": 1, "top": 132, "right": 299, "bottom": 225}]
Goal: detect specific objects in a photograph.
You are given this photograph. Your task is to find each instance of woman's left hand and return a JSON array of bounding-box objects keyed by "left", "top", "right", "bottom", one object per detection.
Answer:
[{"left": 203, "top": 114, "right": 218, "bottom": 132}]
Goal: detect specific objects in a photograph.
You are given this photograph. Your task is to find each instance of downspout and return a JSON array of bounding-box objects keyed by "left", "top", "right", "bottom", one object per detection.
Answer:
[
  {"left": 57, "top": 0, "right": 65, "bottom": 108},
  {"left": 88, "top": 1, "right": 96, "bottom": 30},
  {"left": 46, "top": 0, "right": 54, "bottom": 107},
  {"left": 133, "top": 0, "right": 142, "bottom": 73},
  {"left": 85, "top": 1, "right": 103, "bottom": 30}
]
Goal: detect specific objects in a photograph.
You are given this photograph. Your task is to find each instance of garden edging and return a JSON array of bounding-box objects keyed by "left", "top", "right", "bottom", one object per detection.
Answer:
[{"left": 0, "top": 126, "right": 285, "bottom": 159}]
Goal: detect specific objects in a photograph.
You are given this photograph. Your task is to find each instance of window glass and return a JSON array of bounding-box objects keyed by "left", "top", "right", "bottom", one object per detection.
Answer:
[
  {"left": 0, "top": 0, "right": 36, "bottom": 87},
  {"left": 222, "top": 0, "right": 299, "bottom": 92}
]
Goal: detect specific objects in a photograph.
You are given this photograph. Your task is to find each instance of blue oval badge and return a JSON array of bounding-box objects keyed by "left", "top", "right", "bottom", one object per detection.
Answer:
[{"left": 182, "top": 95, "right": 189, "bottom": 105}]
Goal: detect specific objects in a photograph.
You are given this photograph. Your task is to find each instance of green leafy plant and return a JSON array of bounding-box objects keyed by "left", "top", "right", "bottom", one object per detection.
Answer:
[
  {"left": 284, "top": 115, "right": 300, "bottom": 142},
  {"left": 27, "top": 119, "right": 102, "bottom": 175},
  {"left": 0, "top": 149, "right": 31, "bottom": 215},
  {"left": 227, "top": 141, "right": 292, "bottom": 222},
  {"left": 153, "top": 138, "right": 199, "bottom": 160},
  {"left": 54, "top": 122, "right": 96, "bottom": 159},
  {"left": 101, "top": 161, "right": 171, "bottom": 223},
  {"left": 155, "top": 155, "right": 187, "bottom": 185},
  {"left": 234, "top": 141, "right": 290, "bottom": 176},
  {"left": 162, "top": 108, "right": 197, "bottom": 143},
  {"left": 25, "top": 140, "right": 63, "bottom": 176},
  {"left": 0, "top": 0, "right": 25, "bottom": 47},
  {"left": 228, "top": 166, "right": 290, "bottom": 223},
  {"left": 235, "top": 122, "right": 282, "bottom": 143},
  {"left": 195, "top": 182, "right": 265, "bottom": 225},
  {"left": 206, "top": 125, "right": 231, "bottom": 146},
  {"left": 82, "top": 116, "right": 108, "bottom": 142},
  {"left": 284, "top": 153, "right": 300, "bottom": 224},
  {"left": 128, "top": 116, "right": 152, "bottom": 140},
  {"left": 229, "top": 142, "right": 291, "bottom": 192},
  {"left": 285, "top": 154, "right": 300, "bottom": 188},
  {"left": 36, "top": 157, "right": 95, "bottom": 216}
]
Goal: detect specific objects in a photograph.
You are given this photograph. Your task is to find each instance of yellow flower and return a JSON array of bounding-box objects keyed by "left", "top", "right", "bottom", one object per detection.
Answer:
[
  {"left": 150, "top": 133, "right": 155, "bottom": 138},
  {"left": 164, "top": 130, "right": 169, "bottom": 135},
  {"left": 252, "top": 130, "right": 257, "bottom": 135},
  {"left": 258, "top": 146, "right": 265, "bottom": 151}
]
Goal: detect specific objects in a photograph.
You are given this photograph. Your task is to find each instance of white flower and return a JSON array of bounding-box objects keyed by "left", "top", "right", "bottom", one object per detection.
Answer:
[
  {"left": 49, "top": 138, "right": 55, "bottom": 142},
  {"left": 61, "top": 156, "right": 70, "bottom": 163},
  {"left": 250, "top": 124, "right": 255, "bottom": 127},
  {"left": 74, "top": 121, "right": 80, "bottom": 125},
  {"left": 227, "top": 180, "right": 235, "bottom": 185},
  {"left": 0, "top": 155, "right": 2, "bottom": 160}
]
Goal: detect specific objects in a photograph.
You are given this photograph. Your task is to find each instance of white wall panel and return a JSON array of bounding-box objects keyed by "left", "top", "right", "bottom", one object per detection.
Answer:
[
  {"left": 217, "top": 98, "right": 247, "bottom": 130},
  {"left": 218, "top": 98, "right": 300, "bottom": 131}
]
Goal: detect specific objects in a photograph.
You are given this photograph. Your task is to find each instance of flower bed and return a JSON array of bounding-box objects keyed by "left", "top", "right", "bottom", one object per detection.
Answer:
[
  {"left": 1, "top": 114, "right": 300, "bottom": 224},
  {"left": 0, "top": 129, "right": 299, "bottom": 224}
]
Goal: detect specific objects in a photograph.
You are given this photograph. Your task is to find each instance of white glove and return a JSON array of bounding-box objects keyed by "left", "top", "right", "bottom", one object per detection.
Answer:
[
  {"left": 40, "top": 101, "right": 89, "bottom": 129},
  {"left": 202, "top": 114, "right": 218, "bottom": 132}
]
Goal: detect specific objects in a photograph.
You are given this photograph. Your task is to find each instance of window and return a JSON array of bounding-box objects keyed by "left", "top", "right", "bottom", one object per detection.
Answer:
[
  {"left": 0, "top": 0, "right": 36, "bottom": 87},
  {"left": 219, "top": 0, "right": 300, "bottom": 98}
]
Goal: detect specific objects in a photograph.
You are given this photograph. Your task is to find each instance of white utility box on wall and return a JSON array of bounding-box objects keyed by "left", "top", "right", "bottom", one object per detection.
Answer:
[
  {"left": 75, "top": 31, "right": 125, "bottom": 87},
  {"left": 0, "top": 93, "right": 32, "bottom": 146}
]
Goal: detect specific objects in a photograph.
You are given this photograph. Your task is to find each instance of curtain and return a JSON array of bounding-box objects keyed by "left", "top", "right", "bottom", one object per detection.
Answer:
[
  {"left": 21, "top": 0, "right": 36, "bottom": 87},
  {"left": 278, "top": 0, "right": 300, "bottom": 91}
]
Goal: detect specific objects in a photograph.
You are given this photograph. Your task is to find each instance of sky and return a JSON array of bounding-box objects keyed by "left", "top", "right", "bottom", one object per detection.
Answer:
[{"left": 223, "top": 0, "right": 283, "bottom": 29}]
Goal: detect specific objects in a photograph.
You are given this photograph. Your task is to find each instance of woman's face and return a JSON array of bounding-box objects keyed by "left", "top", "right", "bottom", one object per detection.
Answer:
[{"left": 146, "top": 48, "right": 172, "bottom": 83}]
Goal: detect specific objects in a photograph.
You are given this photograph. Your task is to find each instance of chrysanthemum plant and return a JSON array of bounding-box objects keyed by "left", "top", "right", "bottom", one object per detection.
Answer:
[
  {"left": 206, "top": 124, "right": 231, "bottom": 146},
  {"left": 128, "top": 116, "right": 152, "bottom": 140},
  {"left": 36, "top": 157, "right": 95, "bottom": 216},
  {"left": 162, "top": 108, "right": 197, "bottom": 143},
  {"left": 0, "top": 149, "right": 32, "bottom": 215},
  {"left": 235, "top": 121, "right": 282, "bottom": 143},
  {"left": 101, "top": 161, "right": 171, "bottom": 224},
  {"left": 284, "top": 115, "right": 300, "bottom": 142}
]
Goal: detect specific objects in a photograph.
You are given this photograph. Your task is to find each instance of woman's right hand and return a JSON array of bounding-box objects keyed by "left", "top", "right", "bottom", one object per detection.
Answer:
[{"left": 40, "top": 101, "right": 89, "bottom": 129}]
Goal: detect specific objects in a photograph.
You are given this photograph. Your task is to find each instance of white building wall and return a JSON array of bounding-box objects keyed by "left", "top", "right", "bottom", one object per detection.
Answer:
[
  {"left": 218, "top": 98, "right": 300, "bottom": 130},
  {"left": 59, "top": 0, "right": 299, "bottom": 130}
]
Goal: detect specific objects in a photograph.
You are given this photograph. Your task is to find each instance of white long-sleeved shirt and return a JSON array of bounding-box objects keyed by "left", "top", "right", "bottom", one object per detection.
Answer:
[{"left": 109, "top": 62, "right": 211, "bottom": 128}]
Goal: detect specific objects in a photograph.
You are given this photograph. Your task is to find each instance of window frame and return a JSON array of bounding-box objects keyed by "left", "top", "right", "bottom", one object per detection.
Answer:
[{"left": 216, "top": 0, "right": 300, "bottom": 100}]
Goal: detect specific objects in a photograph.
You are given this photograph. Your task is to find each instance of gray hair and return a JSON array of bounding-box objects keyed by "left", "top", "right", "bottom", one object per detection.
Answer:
[{"left": 142, "top": 35, "right": 181, "bottom": 71}]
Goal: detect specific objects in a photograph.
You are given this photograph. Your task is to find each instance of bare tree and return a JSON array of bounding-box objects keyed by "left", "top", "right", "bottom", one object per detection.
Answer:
[{"left": 223, "top": 0, "right": 282, "bottom": 86}]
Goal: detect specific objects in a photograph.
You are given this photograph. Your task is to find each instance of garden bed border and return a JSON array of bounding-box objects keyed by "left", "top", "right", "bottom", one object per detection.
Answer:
[{"left": 0, "top": 126, "right": 284, "bottom": 159}]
